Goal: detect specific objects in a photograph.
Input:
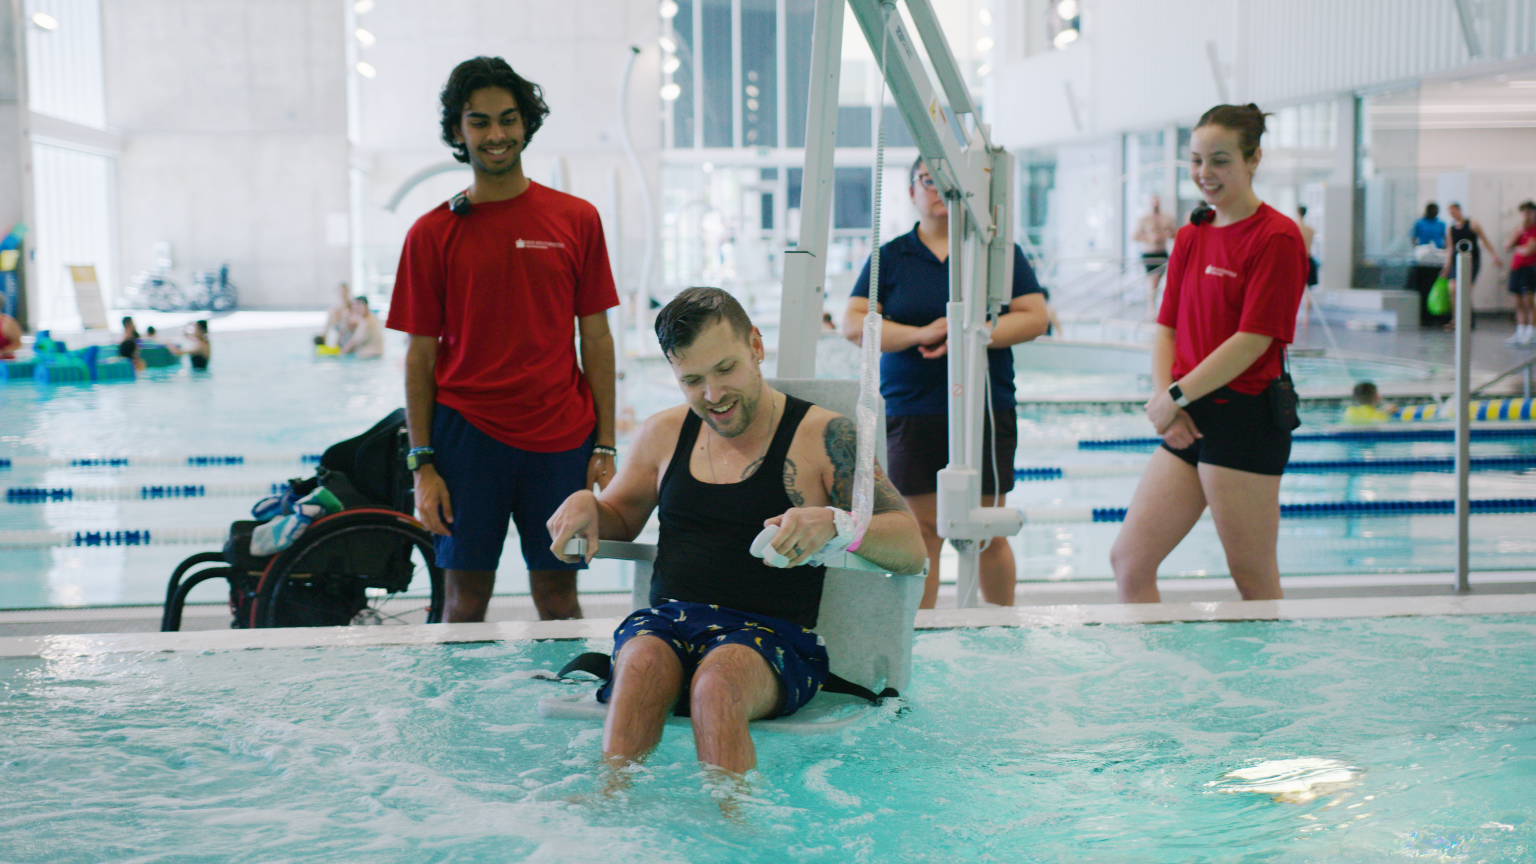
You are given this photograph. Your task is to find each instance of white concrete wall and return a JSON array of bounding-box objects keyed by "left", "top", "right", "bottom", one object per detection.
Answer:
[
  {"left": 102, "top": 0, "right": 350, "bottom": 309},
  {"left": 992, "top": 0, "right": 1533, "bottom": 149}
]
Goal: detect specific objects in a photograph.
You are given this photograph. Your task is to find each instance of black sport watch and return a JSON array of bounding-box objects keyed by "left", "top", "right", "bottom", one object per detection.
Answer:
[
  {"left": 1168, "top": 382, "right": 1191, "bottom": 407},
  {"left": 406, "top": 447, "right": 435, "bottom": 471}
]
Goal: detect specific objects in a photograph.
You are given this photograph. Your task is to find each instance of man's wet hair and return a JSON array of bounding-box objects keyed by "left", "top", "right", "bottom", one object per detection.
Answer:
[
  {"left": 1352, "top": 381, "right": 1379, "bottom": 405},
  {"left": 194, "top": 320, "right": 208, "bottom": 335},
  {"left": 439, "top": 56, "right": 549, "bottom": 164},
  {"left": 656, "top": 287, "right": 754, "bottom": 359}
]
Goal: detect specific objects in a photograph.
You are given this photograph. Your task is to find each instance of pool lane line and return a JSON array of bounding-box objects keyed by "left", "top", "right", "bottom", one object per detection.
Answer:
[
  {"left": 5, "top": 483, "right": 285, "bottom": 502},
  {"left": 10, "top": 497, "right": 1535, "bottom": 545},
  {"left": 1077, "top": 426, "right": 1536, "bottom": 449},
  {"left": 0, "top": 454, "right": 323, "bottom": 469},
  {"left": 1014, "top": 454, "right": 1536, "bottom": 481}
]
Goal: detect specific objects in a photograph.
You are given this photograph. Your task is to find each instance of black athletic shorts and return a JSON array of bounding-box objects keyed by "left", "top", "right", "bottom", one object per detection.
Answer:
[
  {"left": 1161, "top": 387, "right": 1292, "bottom": 476},
  {"left": 886, "top": 410, "right": 1017, "bottom": 497},
  {"left": 1143, "top": 253, "right": 1169, "bottom": 275},
  {"left": 1510, "top": 266, "right": 1536, "bottom": 296}
]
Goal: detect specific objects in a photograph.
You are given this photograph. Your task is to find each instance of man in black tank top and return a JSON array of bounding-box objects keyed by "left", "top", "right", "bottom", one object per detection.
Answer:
[{"left": 547, "top": 288, "right": 925, "bottom": 778}]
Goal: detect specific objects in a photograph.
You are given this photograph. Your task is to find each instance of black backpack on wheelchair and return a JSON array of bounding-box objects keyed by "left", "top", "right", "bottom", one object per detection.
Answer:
[{"left": 161, "top": 409, "right": 445, "bottom": 630}]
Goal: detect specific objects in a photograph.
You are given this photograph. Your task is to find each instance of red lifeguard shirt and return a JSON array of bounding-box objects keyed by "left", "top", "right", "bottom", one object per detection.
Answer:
[
  {"left": 1511, "top": 224, "right": 1536, "bottom": 271},
  {"left": 387, "top": 182, "right": 619, "bottom": 452},
  {"left": 1157, "top": 202, "right": 1308, "bottom": 396}
]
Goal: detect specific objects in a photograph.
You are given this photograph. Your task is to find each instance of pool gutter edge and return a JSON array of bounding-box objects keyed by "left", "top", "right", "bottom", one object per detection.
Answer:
[{"left": 2, "top": 593, "right": 1535, "bottom": 659}]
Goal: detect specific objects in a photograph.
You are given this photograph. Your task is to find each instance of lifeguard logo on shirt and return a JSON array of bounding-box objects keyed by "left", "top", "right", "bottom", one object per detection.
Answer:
[
  {"left": 515, "top": 238, "right": 565, "bottom": 250},
  {"left": 1205, "top": 265, "right": 1239, "bottom": 278}
]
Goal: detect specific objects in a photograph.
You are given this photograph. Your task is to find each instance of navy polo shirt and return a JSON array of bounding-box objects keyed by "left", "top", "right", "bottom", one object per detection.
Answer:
[{"left": 851, "top": 224, "right": 1043, "bottom": 417}]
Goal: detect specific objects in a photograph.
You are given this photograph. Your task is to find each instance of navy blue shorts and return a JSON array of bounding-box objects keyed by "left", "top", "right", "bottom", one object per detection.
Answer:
[
  {"left": 429, "top": 403, "right": 592, "bottom": 572},
  {"left": 596, "top": 602, "right": 830, "bottom": 718}
]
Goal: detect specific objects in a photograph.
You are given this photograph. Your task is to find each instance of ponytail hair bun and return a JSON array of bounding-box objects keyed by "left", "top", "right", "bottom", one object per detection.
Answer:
[{"left": 1195, "top": 103, "right": 1270, "bottom": 160}]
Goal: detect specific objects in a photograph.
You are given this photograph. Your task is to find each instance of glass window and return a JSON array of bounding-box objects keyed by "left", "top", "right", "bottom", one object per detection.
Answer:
[
  {"left": 701, "top": 0, "right": 734, "bottom": 148},
  {"left": 784, "top": 0, "right": 815, "bottom": 148},
  {"left": 669, "top": 0, "right": 695, "bottom": 148},
  {"left": 741, "top": 0, "right": 777, "bottom": 147},
  {"left": 833, "top": 166, "right": 872, "bottom": 229}
]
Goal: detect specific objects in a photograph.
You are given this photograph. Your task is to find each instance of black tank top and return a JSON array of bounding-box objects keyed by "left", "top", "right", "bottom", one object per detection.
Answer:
[
  {"left": 652, "top": 394, "right": 826, "bottom": 628},
  {"left": 1450, "top": 221, "right": 1479, "bottom": 272}
]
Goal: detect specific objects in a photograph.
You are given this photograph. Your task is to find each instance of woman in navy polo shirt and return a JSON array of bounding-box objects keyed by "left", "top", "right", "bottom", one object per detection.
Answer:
[{"left": 843, "top": 157, "right": 1050, "bottom": 608}]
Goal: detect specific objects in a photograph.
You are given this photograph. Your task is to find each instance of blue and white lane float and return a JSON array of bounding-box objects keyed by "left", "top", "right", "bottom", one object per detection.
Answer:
[
  {"left": 1014, "top": 454, "right": 1536, "bottom": 481},
  {"left": 0, "top": 454, "right": 322, "bottom": 469},
  {"left": 1075, "top": 424, "right": 1536, "bottom": 450},
  {"left": 6, "top": 497, "right": 1536, "bottom": 547},
  {"left": 5, "top": 483, "right": 285, "bottom": 502},
  {"left": 1398, "top": 398, "right": 1534, "bottom": 422}
]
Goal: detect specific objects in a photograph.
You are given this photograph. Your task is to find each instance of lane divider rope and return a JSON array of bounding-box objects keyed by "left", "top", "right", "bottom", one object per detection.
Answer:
[
  {"left": 1014, "top": 454, "right": 1536, "bottom": 481},
  {"left": 8, "top": 497, "right": 1535, "bottom": 546},
  {"left": 1077, "top": 426, "right": 1536, "bottom": 450},
  {"left": 5, "top": 483, "right": 285, "bottom": 502},
  {"left": 0, "top": 454, "right": 322, "bottom": 470}
]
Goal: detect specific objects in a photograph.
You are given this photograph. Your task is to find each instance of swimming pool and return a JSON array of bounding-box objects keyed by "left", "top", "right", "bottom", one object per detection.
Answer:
[
  {"left": 1, "top": 605, "right": 1532, "bottom": 862},
  {"left": 2, "top": 329, "right": 1532, "bottom": 609}
]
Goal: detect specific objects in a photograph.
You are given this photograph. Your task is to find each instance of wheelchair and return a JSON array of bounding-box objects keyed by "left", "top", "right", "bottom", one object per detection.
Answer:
[{"left": 160, "top": 409, "right": 445, "bottom": 630}]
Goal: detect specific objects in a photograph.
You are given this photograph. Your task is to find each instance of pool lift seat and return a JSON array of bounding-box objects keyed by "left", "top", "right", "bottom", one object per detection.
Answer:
[{"left": 537, "top": 378, "right": 927, "bottom": 735}]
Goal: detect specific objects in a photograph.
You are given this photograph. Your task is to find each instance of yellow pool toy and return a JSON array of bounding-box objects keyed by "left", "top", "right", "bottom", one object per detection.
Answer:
[{"left": 315, "top": 344, "right": 340, "bottom": 357}]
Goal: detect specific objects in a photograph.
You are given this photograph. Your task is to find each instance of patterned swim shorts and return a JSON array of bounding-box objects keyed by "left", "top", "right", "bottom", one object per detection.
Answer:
[{"left": 596, "top": 601, "right": 830, "bottom": 718}]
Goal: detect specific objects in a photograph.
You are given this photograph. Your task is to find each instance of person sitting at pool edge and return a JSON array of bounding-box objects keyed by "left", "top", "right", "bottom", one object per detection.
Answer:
[
  {"left": 339, "top": 296, "right": 385, "bottom": 359},
  {"left": 546, "top": 287, "right": 926, "bottom": 778},
  {"left": 1, "top": 311, "right": 22, "bottom": 359}
]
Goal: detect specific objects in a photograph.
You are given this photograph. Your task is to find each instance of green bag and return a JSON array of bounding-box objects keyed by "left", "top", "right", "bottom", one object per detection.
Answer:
[{"left": 1427, "top": 276, "right": 1451, "bottom": 316}]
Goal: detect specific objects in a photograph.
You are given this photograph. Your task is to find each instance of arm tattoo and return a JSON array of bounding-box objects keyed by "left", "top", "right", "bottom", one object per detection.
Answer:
[
  {"left": 823, "top": 416, "right": 857, "bottom": 509},
  {"left": 824, "top": 415, "right": 910, "bottom": 514},
  {"left": 782, "top": 457, "right": 805, "bottom": 506}
]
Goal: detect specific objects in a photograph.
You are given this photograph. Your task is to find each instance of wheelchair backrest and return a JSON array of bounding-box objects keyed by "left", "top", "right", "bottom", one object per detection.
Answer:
[{"left": 320, "top": 408, "right": 413, "bottom": 513}]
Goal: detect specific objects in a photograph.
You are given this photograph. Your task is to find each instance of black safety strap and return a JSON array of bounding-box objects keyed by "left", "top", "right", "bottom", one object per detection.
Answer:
[{"left": 546, "top": 652, "right": 898, "bottom": 705}]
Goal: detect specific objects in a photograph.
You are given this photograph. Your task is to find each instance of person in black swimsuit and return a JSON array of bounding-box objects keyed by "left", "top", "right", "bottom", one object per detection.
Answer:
[
  {"left": 546, "top": 287, "right": 925, "bottom": 780},
  {"left": 1438, "top": 202, "right": 1503, "bottom": 330}
]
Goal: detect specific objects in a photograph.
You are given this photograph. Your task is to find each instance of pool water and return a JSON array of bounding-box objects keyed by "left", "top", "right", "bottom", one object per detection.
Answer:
[
  {"left": 2, "top": 331, "right": 1532, "bottom": 609},
  {"left": 1, "top": 615, "right": 1532, "bottom": 862}
]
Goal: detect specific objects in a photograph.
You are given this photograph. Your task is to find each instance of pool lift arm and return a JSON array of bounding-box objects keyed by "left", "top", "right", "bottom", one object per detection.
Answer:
[{"left": 777, "top": 0, "right": 1022, "bottom": 607}]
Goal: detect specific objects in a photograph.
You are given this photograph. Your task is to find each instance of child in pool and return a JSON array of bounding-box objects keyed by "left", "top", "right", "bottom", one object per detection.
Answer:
[{"left": 1344, "top": 381, "right": 1397, "bottom": 424}]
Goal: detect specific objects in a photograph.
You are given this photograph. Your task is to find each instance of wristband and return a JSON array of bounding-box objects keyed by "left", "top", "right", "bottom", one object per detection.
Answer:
[
  {"left": 1168, "top": 382, "right": 1191, "bottom": 408},
  {"left": 405, "top": 447, "right": 434, "bottom": 472},
  {"left": 592, "top": 445, "right": 617, "bottom": 457}
]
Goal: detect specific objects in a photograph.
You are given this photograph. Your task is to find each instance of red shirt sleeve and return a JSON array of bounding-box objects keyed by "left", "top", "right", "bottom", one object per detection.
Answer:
[
  {"left": 1237, "top": 233, "right": 1307, "bottom": 343},
  {"left": 573, "top": 207, "right": 619, "bottom": 318},
  {"left": 385, "top": 214, "right": 447, "bottom": 337},
  {"left": 1156, "top": 225, "right": 1196, "bottom": 329}
]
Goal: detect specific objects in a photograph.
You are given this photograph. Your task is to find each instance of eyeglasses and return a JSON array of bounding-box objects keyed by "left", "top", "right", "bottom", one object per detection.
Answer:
[{"left": 914, "top": 175, "right": 936, "bottom": 190}]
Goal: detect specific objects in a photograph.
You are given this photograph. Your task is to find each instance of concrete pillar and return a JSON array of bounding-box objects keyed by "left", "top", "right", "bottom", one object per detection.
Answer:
[
  {"left": 0, "top": 0, "right": 32, "bottom": 327},
  {"left": 1320, "top": 92, "right": 1356, "bottom": 292}
]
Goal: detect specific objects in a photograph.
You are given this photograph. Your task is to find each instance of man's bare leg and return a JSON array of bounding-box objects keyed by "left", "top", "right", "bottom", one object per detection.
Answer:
[
  {"left": 444, "top": 569, "right": 494, "bottom": 622},
  {"left": 530, "top": 570, "right": 583, "bottom": 620},
  {"left": 688, "top": 644, "right": 784, "bottom": 775},
  {"left": 602, "top": 635, "right": 684, "bottom": 765}
]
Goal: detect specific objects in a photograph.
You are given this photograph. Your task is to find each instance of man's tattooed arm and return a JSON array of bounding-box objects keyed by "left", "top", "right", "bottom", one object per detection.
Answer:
[{"left": 822, "top": 415, "right": 909, "bottom": 514}]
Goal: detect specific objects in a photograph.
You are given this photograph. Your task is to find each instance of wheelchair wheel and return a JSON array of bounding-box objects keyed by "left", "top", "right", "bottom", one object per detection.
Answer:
[
  {"left": 251, "top": 510, "right": 444, "bottom": 629},
  {"left": 211, "top": 280, "right": 238, "bottom": 312}
]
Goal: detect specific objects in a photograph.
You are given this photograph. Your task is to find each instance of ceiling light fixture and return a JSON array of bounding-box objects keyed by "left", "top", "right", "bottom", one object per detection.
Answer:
[
  {"left": 659, "top": 35, "right": 677, "bottom": 54},
  {"left": 355, "top": 28, "right": 375, "bottom": 47},
  {"left": 977, "top": 63, "right": 993, "bottom": 77},
  {"left": 1057, "top": 0, "right": 1079, "bottom": 19},
  {"left": 1053, "top": 28, "right": 1078, "bottom": 49},
  {"left": 979, "top": 8, "right": 992, "bottom": 26},
  {"left": 356, "top": 61, "right": 377, "bottom": 78},
  {"left": 30, "top": 12, "right": 58, "bottom": 30},
  {"left": 354, "top": 0, "right": 374, "bottom": 13},
  {"left": 976, "top": 36, "right": 994, "bottom": 52},
  {"left": 659, "top": 0, "right": 679, "bottom": 18},
  {"left": 661, "top": 82, "right": 681, "bottom": 101},
  {"left": 662, "top": 55, "right": 681, "bottom": 74}
]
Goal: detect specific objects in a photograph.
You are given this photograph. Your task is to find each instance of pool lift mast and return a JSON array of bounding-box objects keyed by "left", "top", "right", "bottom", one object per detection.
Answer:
[{"left": 776, "top": 0, "right": 1023, "bottom": 607}]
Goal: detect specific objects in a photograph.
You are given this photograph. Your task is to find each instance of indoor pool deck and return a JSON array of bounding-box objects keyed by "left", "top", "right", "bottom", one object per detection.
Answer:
[
  {"left": 2, "top": 593, "right": 1534, "bottom": 659},
  {"left": 2, "top": 573, "right": 1533, "bottom": 638}
]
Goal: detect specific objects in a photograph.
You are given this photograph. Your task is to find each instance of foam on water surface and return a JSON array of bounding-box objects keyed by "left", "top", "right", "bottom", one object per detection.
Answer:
[{"left": 2, "top": 616, "right": 1533, "bottom": 862}]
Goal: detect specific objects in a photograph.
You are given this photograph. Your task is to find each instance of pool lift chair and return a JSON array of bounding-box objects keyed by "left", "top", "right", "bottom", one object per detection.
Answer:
[
  {"left": 160, "top": 409, "right": 446, "bottom": 631},
  {"left": 537, "top": 378, "right": 927, "bottom": 734}
]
